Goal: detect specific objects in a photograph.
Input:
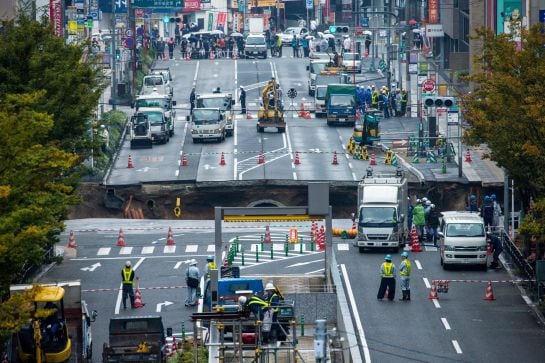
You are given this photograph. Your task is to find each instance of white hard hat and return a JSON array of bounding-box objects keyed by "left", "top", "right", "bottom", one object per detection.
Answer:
[
  {"left": 125, "top": 260, "right": 131, "bottom": 267},
  {"left": 416, "top": 199, "right": 421, "bottom": 203},
  {"left": 425, "top": 200, "right": 431, "bottom": 206},
  {"left": 238, "top": 296, "right": 247, "bottom": 304},
  {"left": 190, "top": 259, "right": 197, "bottom": 266},
  {"left": 431, "top": 204, "right": 435, "bottom": 208},
  {"left": 422, "top": 197, "right": 428, "bottom": 202},
  {"left": 265, "top": 283, "right": 275, "bottom": 291}
]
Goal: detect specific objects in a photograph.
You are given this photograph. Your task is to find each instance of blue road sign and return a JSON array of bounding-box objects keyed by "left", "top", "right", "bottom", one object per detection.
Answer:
[
  {"left": 123, "top": 37, "right": 134, "bottom": 49},
  {"left": 540, "top": 10, "right": 545, "bottom": 23},
  {"left": 360, "top": 18, "right": 369, "bottom": 27}
]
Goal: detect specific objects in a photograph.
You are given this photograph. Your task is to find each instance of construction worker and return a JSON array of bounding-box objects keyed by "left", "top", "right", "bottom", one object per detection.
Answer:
[
  {"left": 377, "top": 255, "right": 396, "bottom": 301},
  {"left": 491, "top": 194, "right": 502, "bottom": 228},
  {"left": 412, "top": 199, "right": 425, "bottom": 243},
  {"left": 204, "top": 255, "right": 216, "bottom": 279},
  {"left": 400, "top": 89, "right": 408, "bottom": 116},
  {"left": 488, "top": 232, "right": 503, "bottom": 269},
  {"left": 121, "top": 261, "right": 136, "bottom": 309},
  {"left": 185, "top": 259, "right": 200, "bottom": 307},
  {"left": 399, "top": 252, "right": 411, "bottom": 301},
  {"left": 263, "top": 283, "right": 280, "bottom": 343},
  {"left": 239, "top": 86, "right": 246, "bottom": 114}
]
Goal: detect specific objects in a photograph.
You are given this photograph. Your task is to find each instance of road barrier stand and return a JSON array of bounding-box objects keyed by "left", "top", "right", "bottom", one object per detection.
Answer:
[
  {"left": 182, "top": 322, "right": 185, "bottom": 342},
  {"left": 285, "top": 241, "right": 289, "bottom": 256},
  {"left": 261, "top": 235, "right": 264, "bottom": 252},
  {"left": 300, "top": 240, "right": 303, "bottom": 254},
  {"left": 270, "top": 243, "right": 274, "bottom": 260},
  {"left": 256, "top": 248, "right": 259, "bottom": 263},
  {"left": 311, "top": 241, "right": 315, "bottom": 252},
  {"left": 235, "top": 236, "right": 240, "bottom": 253},
  {"left": 300, "top": 315, "right": 305, "bottom": 336},
  {"left": 241, "top": 246, "right": 245, "bottom": 266}
]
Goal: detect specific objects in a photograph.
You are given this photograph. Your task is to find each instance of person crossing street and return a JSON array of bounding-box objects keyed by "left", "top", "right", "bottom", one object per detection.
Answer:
[
  {"left": 377, "top": 255, "right": 396, "bottom": 301},
  {"left": 121, "top": 261, "right": 136, "bottom": 309},
  {"left": 185, "top": 259, "right": 200, "bottom": 307},
  {"left": 239, "top": 86, "right": 246, "bottom": 114},
  {"left": 399, "top": 252, "right": 411, "bottom": 301}
]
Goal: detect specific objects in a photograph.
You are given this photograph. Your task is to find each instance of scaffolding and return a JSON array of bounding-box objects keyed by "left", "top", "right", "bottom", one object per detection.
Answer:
[{"left": 191, "top": 304, "right": 307, "bottom": 363}]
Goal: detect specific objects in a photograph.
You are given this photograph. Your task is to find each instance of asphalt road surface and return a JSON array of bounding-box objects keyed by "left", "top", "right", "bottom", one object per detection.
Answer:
[{"left": 39, "top": 219, "right": 545, "bottom": 361}]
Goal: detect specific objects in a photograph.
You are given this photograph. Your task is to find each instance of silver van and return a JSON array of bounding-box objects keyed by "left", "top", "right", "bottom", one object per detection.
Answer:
[{"left": 439, "top": 212, "right": 488, "bottom": 270}]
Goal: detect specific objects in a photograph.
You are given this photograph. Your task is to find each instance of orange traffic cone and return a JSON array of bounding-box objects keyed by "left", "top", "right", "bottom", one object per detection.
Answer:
[
  {"left": 264, "top": 225, "right": 272, "bottom": 243},
  {"left": 210, "top": 51, "right": 215, "bottom": 60},
  {"left": 181, "top": 153, "right": 188, "bottom": 166},
  {"left": 370, "top": 153, "right": 377, "bottom": 166},
  {"left": 411, "top": 240, "right": 423, "bottom": 252},
  {"left": 428, "top": 280, "right": 439, "bottom": 299},
  {"left": 258, "top": 151, "right": 264, "bottom": 164},
  {"left": 127, "top": 154, "right": 134, "bottom": 168},
  {"left": 117, "top": 228, "right": 126, "bottom": 247},
  {"left": 294, "top": 151, "right": 300, "bottom": 165},
  {"left": 409, "top": 226, "right": 419, "bottom": 246},
  {"left": 332, "top": 151, "right": 339, "bottom": 165},
  {"left": 298, "top": 103, "right": 306, "bottom": 117},
  {"left": 352, "top": 220, "right": 357, "bottom": 230},
  {"left": 303, "top": 111, "right": 312, "bottom": 119},
  {"left": 166, "top": 227, "right": 175, "bottom": 246},
  {"left": 133, "top": 287, "right": 145, "bottom": 308},
  {"left": 67, "top": 230, "right": 77, "bottom": 248},
  {"left": 220, "top": 152, "right": 226, "bottom": 166},
  {"left": 465, "top": 149, "right": 472, "bottom": 162},
  {"left": 483, "top": 281, "right": 496, "bottom": 301}
]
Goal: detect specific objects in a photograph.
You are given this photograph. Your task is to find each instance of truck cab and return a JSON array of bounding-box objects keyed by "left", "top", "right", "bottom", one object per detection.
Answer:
[
  {"left": 136, "top": 108, "right": 170, "bottom": 144},
  {"left": 196, "top": 91, "right": 235, "bottom": 136},
  {"left": 354, "top": 170, "right": 408, "bottom": 252},
  {"left": 314, "top": 85, "right": 327, "bottom": 117},
  {"left": 133, "top": 93, "right": 176, "bottom": 136},
  {"left": 326, "top": 84, "right": 357, "bottom": 126},
  {"left": 245, "top": 34, "right": 267, "bottom": 59},
  {"left": 307, "top": 59, "right": 329, "bottom": 96},
  {"left": 187, "top": 108, "right": 226, "bottom": 143},
  {"left": 141, "top": 75, "right": 173, "bottom": 96}
]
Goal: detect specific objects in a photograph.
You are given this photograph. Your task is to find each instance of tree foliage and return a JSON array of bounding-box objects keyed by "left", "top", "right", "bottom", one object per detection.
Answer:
[{"left": 462, "top": 25, "right": 545, "bottom": 201}]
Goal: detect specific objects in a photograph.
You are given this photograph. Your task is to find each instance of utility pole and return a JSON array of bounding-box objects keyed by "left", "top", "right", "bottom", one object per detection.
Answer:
[
  {"left": 243, "top": 0, "right": 248, "bottom": 34},
  {"left": 111, "top": 0, "right": 117, "bottom": 110},
  {"left": 386, "top": 0, "right": 392, "bottom": 88},
  {"left": 369, "top": 0, "right": 376, "bottom": 72},
  {"left": 128, "top": 0, "right": 136, "bottom": 101}
]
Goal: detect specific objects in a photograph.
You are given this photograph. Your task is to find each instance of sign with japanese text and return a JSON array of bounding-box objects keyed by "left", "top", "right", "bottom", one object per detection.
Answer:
[
  {"left": 50, "top": 0, "right": 63, "bottom": 37},
  {"left": 183, "top": 0, "right": 200, "bottom": 10},
  {"left": 134, "top": 0, "right": 182, "bottom": 8}
]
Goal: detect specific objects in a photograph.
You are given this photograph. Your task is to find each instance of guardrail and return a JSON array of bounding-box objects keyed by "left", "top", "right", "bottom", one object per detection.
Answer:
[{"left": 499, "top": 229, "right": 535, "bottom": 284}]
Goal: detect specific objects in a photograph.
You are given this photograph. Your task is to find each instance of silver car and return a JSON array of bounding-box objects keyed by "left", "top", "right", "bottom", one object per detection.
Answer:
[{"left": 278, "top": 27, "right": 309, "bottom": 46}]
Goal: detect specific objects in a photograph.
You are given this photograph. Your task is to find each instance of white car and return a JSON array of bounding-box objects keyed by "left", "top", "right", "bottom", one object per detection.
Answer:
[
  {"left": 278, "top": 27, "right": 309, "bottom": 46},
  {"left": 342, "top": 52, "right": 362, "bottom": 73}
]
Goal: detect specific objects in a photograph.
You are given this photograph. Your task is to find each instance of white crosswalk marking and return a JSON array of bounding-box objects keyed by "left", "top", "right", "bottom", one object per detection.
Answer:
[
  {"left": 293, "top": 244, "right": 306, "bottom": 252},
  {"left": 119, "top": 247, "right": 133, "bottom": 255},
  {"left": 207, "top": 244, "right": 215, "bottom": 252},
  {"left": 97, "top": 247, "right": 111, "bottom": 256},
  {"left": 185, "top": 245, "right": 198, "bottom": 253},
  {"left": 141, "top": 246, "right": 154, "bottom": 254},
  {"left": 164, "top": 245, "right": 176, "bottom": 254},
  {"left": 337, "top": 244, "right": 350, "bottom": 251}
]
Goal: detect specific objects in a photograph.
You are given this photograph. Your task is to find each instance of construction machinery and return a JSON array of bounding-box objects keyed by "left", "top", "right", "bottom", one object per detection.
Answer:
[
  {"left": 102, "top": 316, "right": 166, "bottom": 362},
  {"left": 352, "top": 110, "right": 382, "bottom": 145},
  {"left": 129, "top": 112, "right": 153, "bottom": 149},
  {"left": 257, "top": 78, "right": 285, "bottom": 133},
  {"left": 10, "top": 281, "right": 96, "bottom": 363}
]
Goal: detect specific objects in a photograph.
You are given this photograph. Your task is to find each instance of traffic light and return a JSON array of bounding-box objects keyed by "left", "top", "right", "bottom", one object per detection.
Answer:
[
  {"left": 115, "top": 49, "right": 120, "bottom": 60},
  {"left": 336, "top": 26, "right": 349, "bottom": 34},
  {"left": 329, "top": 26, "right": 337, "bottom": 33},
  {"left": 423, "top": 96, "right": 455, "bottom": 108},
  {"left": 169, "top": 17, "right": 182, "bottom": 23}
]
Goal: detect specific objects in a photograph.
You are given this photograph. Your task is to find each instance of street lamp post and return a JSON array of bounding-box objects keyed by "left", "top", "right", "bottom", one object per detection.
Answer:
[{"left": 111, "top": 0, "right": 117, "bottom": 110}]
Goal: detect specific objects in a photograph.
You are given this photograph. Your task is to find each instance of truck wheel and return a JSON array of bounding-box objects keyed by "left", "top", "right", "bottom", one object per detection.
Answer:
[{"left": 358, "top": 247, "right": 365, "bottom": 253}]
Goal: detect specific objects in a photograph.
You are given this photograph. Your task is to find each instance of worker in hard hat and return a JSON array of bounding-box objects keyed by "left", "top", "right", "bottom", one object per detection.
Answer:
[
  {"left": 399, "top": 252, "right": 411, "bottom": 301},
  {"left": 263, "top": 282, "right": 280, "bottom": 343},
  {"left": 377, "top": 255, "right": 396, "bottom": 301},
  {"left": 204, "top": 255, "right": 216, "bottom": 280},
  {"left": 185, "top": 259, "right": 200, "bottom": 307},
  {"left": 121, "top": 261, "right": 136, "bottom": 309}
]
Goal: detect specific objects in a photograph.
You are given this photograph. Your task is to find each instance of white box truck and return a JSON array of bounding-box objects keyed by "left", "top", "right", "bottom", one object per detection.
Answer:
[{"left": 353, "top": 169, "right": 408, "bottom": 252}]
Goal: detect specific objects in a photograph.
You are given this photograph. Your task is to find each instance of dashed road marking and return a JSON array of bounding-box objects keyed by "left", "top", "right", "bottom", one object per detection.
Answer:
[
  {"left": 441, "top": 317, "right": 451, "bottom": 330},
  {"left": 452, "top": 340, "right": 462, "bottom": 354}
]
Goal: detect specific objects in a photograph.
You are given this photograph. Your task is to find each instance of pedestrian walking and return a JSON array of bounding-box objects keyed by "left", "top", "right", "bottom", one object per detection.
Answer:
[
  {"left": 185, "top": 259, "right": 200, "bottom": 307},
  {"left": 488, "top": 232, "right": 503, "bottom": 269},
  {"left": 399, "top": 252, "right": 411, "bottom": 301},
  {"left": 239, "top": 86, "right": 246, "bottom": 114},
  {"left": 189, "top": 87, "right": 196, "bottom": 115},
  {"left": 168, "top": 37, "right": 175, "bottom": 59},
  {"left": 377, "top": 255, "right": 396, "bottom": 301},
  {"left": 181, "top": 37, "right": 188, "bottom": 58},
  {"left": 427, "top": 204, "right": 440, "bottom": 246},
  {"left": 121, "top": 261, "right": 136, "bottom": 309},
  {"left": 481, "top": 195, "right": 494, "bottom": 229},
  {"left": 291, "top": 35, "right": 299, "bottom": 58},
  {"left": 412, "top": 199, "right": 425, "bottom": 242},
  {"left": 275, "top": 35, "right": 282, "bottom": 57}
]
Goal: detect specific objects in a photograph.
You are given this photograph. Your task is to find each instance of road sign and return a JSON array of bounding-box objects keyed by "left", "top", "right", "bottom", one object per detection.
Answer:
[
  {"left": 289, "top": 228, "right": 298, "bottom": 243},
  {"left": 123, "top": 37, "right": 134, "bottom": 49},
  {"left": 287, "top": 88, "right": 297, "bottom": 99},
  {"left": 126, "top": 29, "right": 133, "bottom": 37},
  {"left": 134, "top": 0, "right": 182, "bottom": 8},
  {"left": 422, "top": 79, "right": 436, "bottom": 92},
  {"left": 90, "top": 11, "right": 98, "bottom": 19},
  {"left": 425, "top": 24, "right": 444, "bottom": 37},
  {"left": 360, "top": 18, "right": 369, "bottom": 27}
]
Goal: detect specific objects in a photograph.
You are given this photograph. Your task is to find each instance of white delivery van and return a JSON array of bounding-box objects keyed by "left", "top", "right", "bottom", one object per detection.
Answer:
[
  {"left": 187, "top": 108, "right": 226, "bottom": 143},
  {"left": 314, "top": 85, "right": 327, "bottom": 117},
  {"left": 438, "top": 211, "right": 488, "bottom": 270},
  {"left": 307, "top": 59, "right": 329, "bottom": 96}
]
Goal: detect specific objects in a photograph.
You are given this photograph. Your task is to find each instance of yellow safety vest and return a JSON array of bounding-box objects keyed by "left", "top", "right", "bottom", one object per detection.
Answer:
[
  {"left": 382, "top": 262, "right": 394, "bottom": 277},
  {"left": 206, "top": 261, "right": 216, "bottom": 278},
  {"left": 123, "top": 268, "right": 134, "bottom": 285},
  {"left": 400, "top": 260, "right": 411, "bottom": 276}
]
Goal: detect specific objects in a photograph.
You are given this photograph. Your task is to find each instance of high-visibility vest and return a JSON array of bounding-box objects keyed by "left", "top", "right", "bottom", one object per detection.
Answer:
[
  {"left": 248, "top": 295, "right": 269, "bottom": 315},
  {"left": 371, "top": 93, "right": 378, "bottom": 105},
  {"left": 122, "top": 268, "right": 134, "bottom": 285},
  {"left": 206, "top": 261, "right": 216, "bottom": 278},
  {"left": 381, "top": 262, "right": 394, "bottom": 277},
  {"left": 267, "top": 293, "right": 280, "bottom": 312},
  {"left": 400, "top": 260, "right": 411, "bottom": 276}
]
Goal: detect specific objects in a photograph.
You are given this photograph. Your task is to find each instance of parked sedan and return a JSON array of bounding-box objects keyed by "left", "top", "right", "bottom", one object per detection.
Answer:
[
  {"left": 342, "top": 52, "right": 362, "bottom": 73},
  {"left": 278, "top": 27, "right": 309, "bottom": 46}
]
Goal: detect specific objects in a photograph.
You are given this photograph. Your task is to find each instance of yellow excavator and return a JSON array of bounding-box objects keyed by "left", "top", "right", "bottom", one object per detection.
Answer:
[{"left": 257, "top": 77, "right": 286, "bottom": 133}]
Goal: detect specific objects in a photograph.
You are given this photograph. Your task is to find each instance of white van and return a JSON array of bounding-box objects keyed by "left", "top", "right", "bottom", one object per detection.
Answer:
[
  {"left": 307, "top": 59, "right": 330, "bottom": 96},
  {"left": 438, "top": 212, "right": 488, "bottom": 270}
]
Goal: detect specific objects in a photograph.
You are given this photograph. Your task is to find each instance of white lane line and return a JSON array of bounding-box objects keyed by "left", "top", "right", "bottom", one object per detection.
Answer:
[
  {"left": 141, "top": 246, "right": 154, "bottom": 254},
  {"left": 234, "top": 116, "right": 238, "bottom": 179},
  {"left": 293, "top": 172, "right": 298, "bottom": 180},
  {"left": 286, "top": 259, "right": 322, "bottom": 268},
  {"left": 348, "top": 162, "right": 353, "bottom": 168},
  {"left": 432, "top": 299, "right": 441, "bottom": 308},
  {"left": 285, "top": 124, "right": 296, "bottom": 180},
  {"left": 207, "top": 244, "right": 215, "bottom": 252},
  {"left": 415, "top": 260, "right": 422, "bottom": 269},
  {"left": 423, "top": 277, "right": 431, "bottom": 288},
  {"left": 164, "top": 245, "right": 176, "bottom": 253},
  {"left": 97, "top": 247, "right": 111, "bottom": 256},
  {"left": 193, "top": 61, "right": 200, "bottom": 85},
  {"left": 452, "top": 340, "right": 463, "bottom": 354},
  {"left": 337, "top": 243, "right": 349, "bottom": 251},
  {"left": 119, "top": 247, "right": 133, "bottom": 255},
  {"left": 341, "top": 264, "right": 371, "bottom": 362},
  {"left": 304, "top": 268, "right": 325, "bottom": 275},
  {"left": 352, "top": 172, "right": 357, "bottom": 180},
  {"left": 441, "top": 317, "right": 451, "bottom": 330},
  {"left": 115, "top": 257, "right": 145, "bottom": 315},
  {"left": 185, "top": 245, "right": 199, "bottom": 253},
  {"left": 523, "top": 295, "right": 532, "bottom": 305}
]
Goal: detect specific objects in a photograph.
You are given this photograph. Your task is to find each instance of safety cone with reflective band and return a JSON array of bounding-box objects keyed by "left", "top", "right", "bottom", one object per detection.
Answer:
[
  {"left": 127, "top": 154, "right": 134, "bottom": 168},
  {"left": 294, "top": 151, "right": 300, "bottom": 165},
  {"left": 117, "top": 228, "right": 126, "bottom": 247},
  {"left": 67, "top": 230, "right": 77, "bottom": 248},
  {"left": 332, "top": 151, "right": 338, "bottom": 165},
  {"left": 409, "top": 226, "right": 419, "bottom": 246},
  {"left": 264, "top": 225, "right": 272, "bottom": 243},
  {"left": 317, "top": 225, "right": 326, "bottom": 251},
  {"left": 298, "top": 103, "right": 306, "bottom": 117},
  {"left": 411, "top": 239, "right": 423, "bottom": 252},
  {"left": 311, "top": 221, "right": 318, "bottom": 242},
  {"left": 166, "top": 227, "right": 175, "bottom": 246},
  {"left": 181, "top": 153, "right": 188, "bottom": 166},
  {"left": 370, "top": 153, "right": 377, "bottom": 166},
  {"left": 428, "top": 280, "right": 439, "bottom": 299},
  {"left": 258, "top": 151, "right": 264, "bottom": 164},
  {"left": 133, "top": 287, "right": 145, "bottom": 308},
  {"left": 352, "top": 220, "right": 357, "bottom": 230},
  {"left": 487, "top": 243, "right": 492, "bottom": 256},
  {"left": 185, "top": 48, "right": 191, "bottom": 61},
  {"left": 483, "top": 281, "right": 496, "bottom": 301},
  {"left": 220, "top": 152, "right": 226, "bottom": 166},
  {"left": 465, "top": 149, "right": 472, "bottom": 162},
  {"left": 210, "top": 51, "right": 215, "bottom": 60}
]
